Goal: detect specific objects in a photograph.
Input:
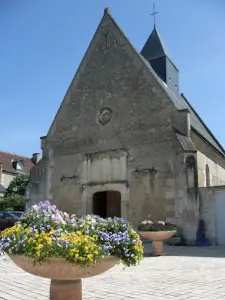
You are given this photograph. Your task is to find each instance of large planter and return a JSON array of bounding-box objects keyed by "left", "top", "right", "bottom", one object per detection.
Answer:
[
  {"left": 10, "top": 255, "right": 118, "bottom": 300},
  {"left": 139, "top": 231, "right": 176, "bottom": 256}
]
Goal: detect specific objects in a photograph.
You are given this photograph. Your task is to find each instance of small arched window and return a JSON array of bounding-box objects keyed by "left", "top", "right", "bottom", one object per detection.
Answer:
[
  {"left": 205, "top": 164, "right": 210, "bottom": 187},
  {"left": 186, "top": 155, "right": 198, "bottom": 190}
]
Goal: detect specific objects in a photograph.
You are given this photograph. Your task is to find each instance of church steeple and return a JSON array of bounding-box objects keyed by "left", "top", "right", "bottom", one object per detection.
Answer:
[{"left": 141, "top": 26, "right": 179, "bottom": 94}]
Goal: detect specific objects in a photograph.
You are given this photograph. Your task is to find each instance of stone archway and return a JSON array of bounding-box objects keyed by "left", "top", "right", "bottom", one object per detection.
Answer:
[{"left": 92, "top": 191, "right": 121, "bottom": 218}]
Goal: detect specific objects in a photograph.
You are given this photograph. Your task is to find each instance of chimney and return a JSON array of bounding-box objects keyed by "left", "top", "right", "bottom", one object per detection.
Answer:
[{"left": 32, "top": 153, "right": 41, "bottom": 164}]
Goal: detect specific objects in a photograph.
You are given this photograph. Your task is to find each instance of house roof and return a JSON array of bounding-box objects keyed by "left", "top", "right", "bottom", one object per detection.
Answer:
[{"left": 0, "top": 151, "right": 34, "bottom": 174}]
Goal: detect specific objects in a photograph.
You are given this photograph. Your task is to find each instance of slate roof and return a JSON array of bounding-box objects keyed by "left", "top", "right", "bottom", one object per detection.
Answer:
[
  {"left": 176, "top": 134, "right": 196, "bottom": 153},
  {"left": 141, "top": 27, "right": 172, "bottom": 62},
  {"left": 164, "top": 86, "right": 225, "bottom": 155},
  {"left": 0, "top": 152, "right": 34, "bottom": 174}
]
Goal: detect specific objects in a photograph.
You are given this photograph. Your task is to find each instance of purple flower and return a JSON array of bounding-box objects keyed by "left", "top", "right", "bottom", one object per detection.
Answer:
[
  {"left": 59, "top": 239, "right": 69, "bottom": 247},
  {"left": 17, "top": 241, "right": 24, "bottom": 247}
]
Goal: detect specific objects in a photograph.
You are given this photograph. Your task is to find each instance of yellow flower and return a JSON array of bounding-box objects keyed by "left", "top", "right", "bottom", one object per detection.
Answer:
[
  {"left": 28, "top": 237, "right": 35, "bottom": 244},
  {"left": 87, "top": 254, "right": 93, "bottom": 263}
]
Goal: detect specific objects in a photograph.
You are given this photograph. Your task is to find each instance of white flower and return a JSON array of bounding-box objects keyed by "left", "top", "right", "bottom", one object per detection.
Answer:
[
  {"left": 158, "top": 221, "right": 165, "bottom": 225},
  {"left": 141, "top": 220, "right": 153, "bottom": 225}
]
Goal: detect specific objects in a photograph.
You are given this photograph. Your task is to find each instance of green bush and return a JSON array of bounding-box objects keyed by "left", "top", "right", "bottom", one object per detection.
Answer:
[
  {"left": 0, "top": 195, "right": 25, "bottom": 211},
  {"left": 4, "top": 174, "right": 30, "bottom": 197}
]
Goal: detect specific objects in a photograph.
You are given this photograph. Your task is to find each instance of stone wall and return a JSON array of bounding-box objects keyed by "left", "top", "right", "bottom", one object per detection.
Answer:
[
  {"left": 43, "top": 145, "right": 185, "bottom": 229},
  {"left": 199, "top": 186, "right": 225, "bottom": 245},
  {"left": 197, "top": 150, "right": 225, "bottom": 187},
  {"left": 166, "top": 152, "right": 200, "bottom": 244},
  {"left": 1, "top": 172, "right": 15, "bottom": 189},
  {"left": 191, "top": 131, "right": 225, "bottom": 187}
]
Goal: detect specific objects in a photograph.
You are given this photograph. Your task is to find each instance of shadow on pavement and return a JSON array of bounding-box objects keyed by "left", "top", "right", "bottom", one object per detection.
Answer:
[{"left": 143, "top": 243, "right": 225, "bottom": 258}]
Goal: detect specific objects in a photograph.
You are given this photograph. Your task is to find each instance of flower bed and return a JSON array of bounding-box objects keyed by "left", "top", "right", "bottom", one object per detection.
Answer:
[
  {"left": 0, "top": 201, "right": 143, "bottom": 267},
  {"left": 138, "top": 220, "right": 177, "bottom": 232}
]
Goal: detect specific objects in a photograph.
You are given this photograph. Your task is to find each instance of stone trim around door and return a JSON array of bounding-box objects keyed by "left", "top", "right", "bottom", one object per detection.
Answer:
[{"left": 81, "top": 183, "right": 129, "bottom": 219}]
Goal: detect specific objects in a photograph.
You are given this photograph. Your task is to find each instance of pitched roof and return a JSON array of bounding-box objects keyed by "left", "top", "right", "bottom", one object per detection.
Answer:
[
  {"left": 141, "top": 27, "right": 172, "bottom": 61},
  {"left": 0, "top": 151, "right": 34, "bottom": 174}
]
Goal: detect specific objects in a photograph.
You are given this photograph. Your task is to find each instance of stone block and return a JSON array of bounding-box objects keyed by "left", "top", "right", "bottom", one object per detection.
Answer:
[
  {"left": 165, "top": 204, "right": 175, "bottom": 212},
  {"left": 166, "top": 179, "right": 174, "bottom": 187},
  {"left": 166, "top": 190, "right": 175, "bottom": 199}
]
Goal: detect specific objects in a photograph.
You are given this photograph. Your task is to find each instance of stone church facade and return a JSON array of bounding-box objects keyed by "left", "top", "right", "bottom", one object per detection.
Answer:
[{"left": 28, "top": 9, "right": 225, "bottom": 244}]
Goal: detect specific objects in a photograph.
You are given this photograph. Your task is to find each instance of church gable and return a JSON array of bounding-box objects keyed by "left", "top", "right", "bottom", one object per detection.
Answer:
[{"left": 47, "top": 9, "right": 178, "bottom": 154}]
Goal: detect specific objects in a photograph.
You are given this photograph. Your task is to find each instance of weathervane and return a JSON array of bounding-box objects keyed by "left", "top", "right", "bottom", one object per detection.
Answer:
[{"left": 150, "top": 2, "right": 159, "bottom": 28}]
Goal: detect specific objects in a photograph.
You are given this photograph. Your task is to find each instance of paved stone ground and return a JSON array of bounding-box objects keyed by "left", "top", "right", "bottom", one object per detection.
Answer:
[{"left": 1, "top": 245, "right": 225, "bottom": 299}]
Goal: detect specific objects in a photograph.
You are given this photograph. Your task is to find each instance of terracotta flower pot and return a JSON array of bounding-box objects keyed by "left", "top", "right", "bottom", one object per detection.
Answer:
[
  {"left": 139, "top": 231, "right": 176, "bottom": 256},
  {"left": 10, "top": 255, "right": 118, "bottom": 300}
]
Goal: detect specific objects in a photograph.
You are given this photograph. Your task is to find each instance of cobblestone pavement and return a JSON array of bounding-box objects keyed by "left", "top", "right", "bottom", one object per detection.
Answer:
[{"left": 1, "top": 246, "right": 225, "bottom": 299}]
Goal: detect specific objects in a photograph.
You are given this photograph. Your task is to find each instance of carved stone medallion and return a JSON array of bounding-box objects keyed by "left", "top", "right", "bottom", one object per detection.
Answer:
[{"left": 97, "top": 107, "right": 113, "bottom": 125}]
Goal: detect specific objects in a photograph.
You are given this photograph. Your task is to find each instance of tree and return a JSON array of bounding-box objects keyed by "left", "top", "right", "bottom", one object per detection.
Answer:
[
  {"left": 0, "top": 195, "right": 25, "bottom": 211},
  {"left": 4, "top": 174, "right": 30, "bottom": 197}
]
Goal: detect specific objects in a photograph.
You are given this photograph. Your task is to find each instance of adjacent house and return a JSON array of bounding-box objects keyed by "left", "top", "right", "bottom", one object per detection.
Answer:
[{"left": 0, "top": 152, "right": 40, "bottom": 196}]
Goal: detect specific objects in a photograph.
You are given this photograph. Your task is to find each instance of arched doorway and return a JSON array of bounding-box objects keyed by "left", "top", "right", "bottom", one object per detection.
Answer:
[{"left": 92, "top": 191, "right": 121, "bottom": 218}]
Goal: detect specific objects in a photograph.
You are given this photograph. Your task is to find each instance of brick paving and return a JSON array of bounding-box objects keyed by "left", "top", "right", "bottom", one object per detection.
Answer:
[{"left": 1, "top": 246, "right": 225, "bottom": 299}]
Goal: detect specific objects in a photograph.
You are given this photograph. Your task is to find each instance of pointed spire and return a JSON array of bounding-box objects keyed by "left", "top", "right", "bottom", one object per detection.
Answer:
[
  {"left": 141, "top": 27, "right": 171, "bottom": 61},
  {"left": 140, "top": 22, "right": 179, "bottom": 94},
  {"left": 104, "top": 7, "right": 110, "bottom": 15}
]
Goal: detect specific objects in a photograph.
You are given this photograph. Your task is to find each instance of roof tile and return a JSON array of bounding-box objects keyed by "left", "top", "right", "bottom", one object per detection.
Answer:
[{"left": 0, "top": 151, "right": 34, "bottom": 174}]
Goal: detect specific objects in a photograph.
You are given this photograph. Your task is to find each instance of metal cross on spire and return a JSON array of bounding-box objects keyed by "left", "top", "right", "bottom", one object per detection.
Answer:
[{"left": 150, "top": 2, "right": 159, "bottom": 28}]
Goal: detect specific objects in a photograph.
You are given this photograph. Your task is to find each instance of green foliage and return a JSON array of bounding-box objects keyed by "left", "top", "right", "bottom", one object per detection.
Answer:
[
  {"left": 4, "top": 174, "right": 30, "bottom": 197},
  {"left": 0, "top": 195, "right": 25, "bottom": 211}
]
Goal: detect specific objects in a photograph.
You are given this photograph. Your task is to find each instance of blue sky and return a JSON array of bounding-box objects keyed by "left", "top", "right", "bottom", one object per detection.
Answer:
[{"left": 1, "top": 0, "right": 225, "bottom": 157}]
